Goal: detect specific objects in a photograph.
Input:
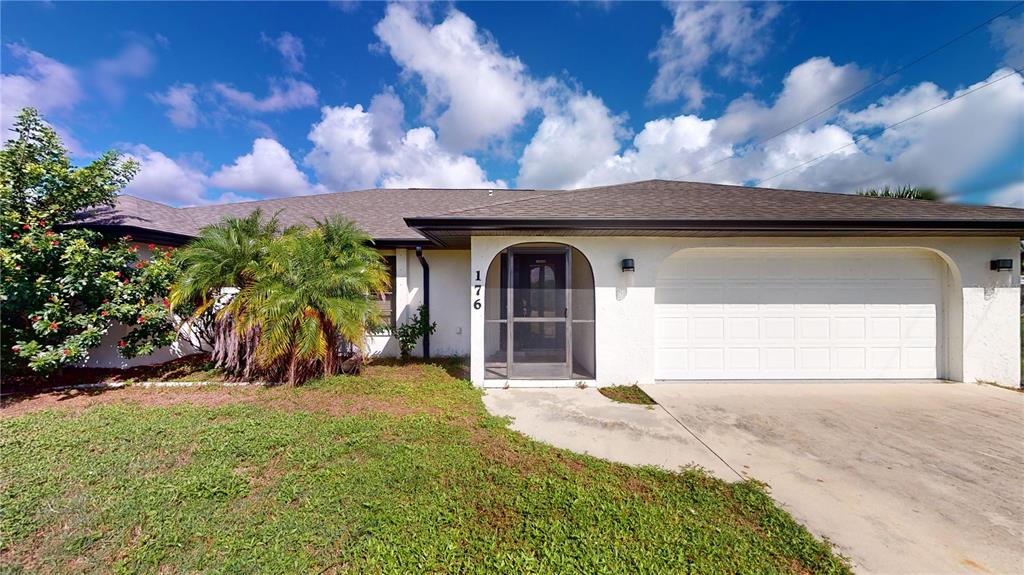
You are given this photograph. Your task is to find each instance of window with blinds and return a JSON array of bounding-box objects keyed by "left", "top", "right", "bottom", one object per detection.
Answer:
[{"left": 377, "top": 256, "right": 396, "bottom": 328}]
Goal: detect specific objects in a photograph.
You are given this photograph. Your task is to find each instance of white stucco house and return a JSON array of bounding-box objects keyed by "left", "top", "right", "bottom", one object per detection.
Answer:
[{"left": 74, "top": 179, "right": 1024, "bottom": 388}]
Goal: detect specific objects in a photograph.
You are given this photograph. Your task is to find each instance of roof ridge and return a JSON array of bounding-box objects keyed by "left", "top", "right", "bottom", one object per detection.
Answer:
[
  {"left": 179, "top": 186, "right": 548, "bottom": 212},
  {"left": 439, "top": 188, "right": 579, "bottom": 215},
  {"left": 545, "top": 179, "right": 1024, "bottom": 213}
]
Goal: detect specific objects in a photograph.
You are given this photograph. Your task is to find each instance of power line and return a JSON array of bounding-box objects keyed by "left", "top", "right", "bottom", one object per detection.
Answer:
[
  {"left": 753, "top": 67, "right": 1023, "bottom": 186},
  {"left": 686, "top": 1, "right": 1024, "bottom": 180}
]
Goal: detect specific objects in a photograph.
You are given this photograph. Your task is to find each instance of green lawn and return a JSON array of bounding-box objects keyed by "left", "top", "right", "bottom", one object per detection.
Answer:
[
  {"left": 598, "top": 385, "right": 657, "bottom": 405},
  {"left": 1, "top": 362, "right": 848, "bottom": 574}
]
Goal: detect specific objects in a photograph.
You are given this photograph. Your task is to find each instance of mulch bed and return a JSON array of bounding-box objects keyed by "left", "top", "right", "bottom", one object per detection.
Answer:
[{"left": 1, "top": 353, "right": 218, "bottom": 396}]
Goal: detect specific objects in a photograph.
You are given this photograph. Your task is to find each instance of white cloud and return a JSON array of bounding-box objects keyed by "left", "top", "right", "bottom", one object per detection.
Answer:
[
  {"left": 373, "top": 3, "right": 539, "bottom": 151},
  {"left": 210, "top": 138, "right": 320, "bottom": 197},
  {"left": 150, "top": 83, "right": 199, "bottom": 128},
  {"left": 263, "top": 32, "right": 306, "bottom": 73},
  {"left": 517, "top": 94, "right": 626, "bottom": 189},
  {"left": 214, "top": 78, "right": 318, "bottom": 113},
  {"left": 92, "top": 42, "right": 156, "bottom": 104},
  {"left": 991, "top": 12, "right": 1024, "bottom": 68},
  {"left": 526, "top": 52, "right": 1024, "bottom": 200},
  {"left": 122, "top": 144, "right": 208, "bottom": 206},
  {"left": 988, "top": 181, "right": 1024, "bottom": 208},
  {"left": 0, "top": 44, "right": 81, "bottom": 137},
  {"left": 304, "top": 90, "right": 504, "bottom": 191},
  {"left": 649, "top": 2, "right": 782, "bottom": 110},
  {"left": 714, "top": 57, "right": 870, "bottom": 143}
]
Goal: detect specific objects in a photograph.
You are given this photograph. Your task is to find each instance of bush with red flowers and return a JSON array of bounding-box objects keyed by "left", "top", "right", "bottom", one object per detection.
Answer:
[{"left": 1, "top": 108, "right": 181, "bottom": 374}]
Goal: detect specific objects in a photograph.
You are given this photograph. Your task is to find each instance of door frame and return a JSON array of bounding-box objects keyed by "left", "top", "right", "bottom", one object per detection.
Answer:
[{"left": 506, "top": 246, "right": 573, "bottom": 379}]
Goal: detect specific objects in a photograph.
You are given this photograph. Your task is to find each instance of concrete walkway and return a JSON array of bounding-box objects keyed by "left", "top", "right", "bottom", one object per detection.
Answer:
[
  {"left": 482, "top": 387, "right": 736, "bottom": 477},
  {"left": 483, "top": 383, "right": 1024, "bottom": 574}
]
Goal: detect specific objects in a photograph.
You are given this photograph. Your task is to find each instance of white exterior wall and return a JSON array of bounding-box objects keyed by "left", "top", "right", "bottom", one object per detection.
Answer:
[
  {"left": 92, "top": 245, "right": 472, "bottom": 368},
  {"left": 82, "top": 322, "right": 204, "bottom": 368},
  {"left": 469, "top": 235, "right": 1021, "bottom": 389},
  {"left": 366, "top": 248, "right": 472, "bottom": 359}
]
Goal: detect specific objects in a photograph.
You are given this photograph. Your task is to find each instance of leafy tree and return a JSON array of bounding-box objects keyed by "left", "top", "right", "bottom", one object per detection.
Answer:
[
  {"left": 856, "top": 185, "right": 941, "bottom": 201},
  {"left": 172, "top": 213, "right": 389, "bottom": 385},
  {"left": 1, "top": 108, "right": 179, "bottom": 374}
]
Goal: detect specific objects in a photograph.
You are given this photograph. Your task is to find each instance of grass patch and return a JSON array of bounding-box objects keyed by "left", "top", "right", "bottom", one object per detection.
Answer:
[
  {"left": 599, "top": 384, "right": 657, "bottom": 405},
  {"left": 1, "top": 363, "right": 849, "bottom": 574}
]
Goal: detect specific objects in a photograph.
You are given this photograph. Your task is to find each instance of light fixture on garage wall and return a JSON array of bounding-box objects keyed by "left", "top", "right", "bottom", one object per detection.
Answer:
[
  {"left": 621, "top": 258, "right": 635, "bottom": 272},
  {"left": 989, "top": 259, "right": 1013, "bottom": 271}
]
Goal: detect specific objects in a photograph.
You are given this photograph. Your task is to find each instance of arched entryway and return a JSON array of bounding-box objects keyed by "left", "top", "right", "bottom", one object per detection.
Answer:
[{"left": 484, "top": 243, "right": 595, "bottom": 380}]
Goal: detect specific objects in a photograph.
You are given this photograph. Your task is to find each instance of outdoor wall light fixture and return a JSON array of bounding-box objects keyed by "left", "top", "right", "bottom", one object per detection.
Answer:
[
  {"left": 989, "top": 259, "right": 1013, "bottom": 271},
  {"left": 621, "top": 258, "right": 635, "bottom": 272}
]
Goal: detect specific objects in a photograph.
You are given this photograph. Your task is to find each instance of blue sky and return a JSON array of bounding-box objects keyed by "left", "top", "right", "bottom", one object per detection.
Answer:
[{"left": 2, "top": 1, "right": 1022, "bottom": 207}]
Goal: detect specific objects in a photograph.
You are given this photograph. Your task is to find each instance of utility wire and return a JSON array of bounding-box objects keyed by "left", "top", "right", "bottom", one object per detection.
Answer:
[
  {"left": 753, "top": 66, "right": 1023, "bottom": 186},
  {"left": 686, "top": 1, "right": 1024, "bottom": 180}
]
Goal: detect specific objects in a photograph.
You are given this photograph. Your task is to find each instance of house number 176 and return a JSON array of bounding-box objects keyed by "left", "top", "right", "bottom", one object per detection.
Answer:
[{"left": 473, "top": 270, "right": 482, "bottom": 309}]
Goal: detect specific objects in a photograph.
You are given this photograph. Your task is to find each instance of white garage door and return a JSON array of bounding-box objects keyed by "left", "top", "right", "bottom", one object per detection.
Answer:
[{"left": 655, "top": 249, "right": 942, "bottom": 380}]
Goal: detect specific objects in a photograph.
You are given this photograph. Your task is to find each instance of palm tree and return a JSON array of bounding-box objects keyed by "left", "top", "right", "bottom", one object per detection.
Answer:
[
  {"left": 170, "top": 210, "right": 279, "bottom": 380},
  {"left": 856, "top": 185, "right": 941, "bottom": 201},
  {"left": 237, "top": 217, "right": 389, "bottom": 385}
]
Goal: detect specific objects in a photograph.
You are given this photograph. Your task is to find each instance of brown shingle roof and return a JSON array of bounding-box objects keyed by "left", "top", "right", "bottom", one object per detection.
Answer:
[
  {"left": 437, "top": 179, "right": 1024, "bottom": 221},
  {"left": 73, "top": 179, "right": 1024, "bottom": 245}
]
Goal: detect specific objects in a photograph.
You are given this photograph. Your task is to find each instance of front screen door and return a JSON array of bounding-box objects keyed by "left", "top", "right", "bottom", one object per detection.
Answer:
[{"left": 508, "top": 248, "right": 571, "bottom": 379}]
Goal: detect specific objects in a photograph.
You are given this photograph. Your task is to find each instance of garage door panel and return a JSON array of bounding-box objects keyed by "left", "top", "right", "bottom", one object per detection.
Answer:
[
  {"left": 902, "top": 348, "right": 936, "bottom": 370},
  {"left": 799, "top": 348, "right": 830, "bottom": 369},
  {"left": 831, "top": 317, "right": 866, "bottom": 339},
  {"left": 868, "top": 347, "right": 901, "bottom": 370},
  {"left": 727, "top": 348, "right": 759, "bottom": 369},
  {"left": 762, "top": 348, "right": 796, "bottom": 370},
  {"left": 727, "top": 317, "right": 759, "bottom": 339},
  {"left": 869, "top": 317, "right": 901, "bottom": 339},
  {"left": 656, "top": 349, "right": 687, "bottom": 372},
  {"left": 798, "top": 317, "right": 829, "bottom": 339},
  {"left": 902, "top": 317, "right": 936, "bottom": 339},
  {"left": 692, "top": 317, "right": 724, "bottom": 340},
  {"left": 693, "top": 349, "right": 725, "bottom": 370},
  {"left": 655, "top": 249, "right": 941, "bottom": 380},
  {"left": 763, "top": 317, "right": 796, "bottom": 339}
]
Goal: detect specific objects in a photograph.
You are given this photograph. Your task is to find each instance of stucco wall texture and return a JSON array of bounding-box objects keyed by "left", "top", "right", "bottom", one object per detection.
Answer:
[
  {"left": 84, "top": 237, "right": 1020, "bottom": 389},
  {"left": 470, "top": 236, "right": 1021, "bottom": 388}
]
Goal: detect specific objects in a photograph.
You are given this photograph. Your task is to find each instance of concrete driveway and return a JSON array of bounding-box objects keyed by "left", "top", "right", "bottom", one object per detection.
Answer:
[{"left": 483, "top": 383, "right": 1024, "bottom": 574}]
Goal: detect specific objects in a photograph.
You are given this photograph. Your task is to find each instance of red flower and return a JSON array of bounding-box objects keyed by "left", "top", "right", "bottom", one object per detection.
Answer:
[
  {"left": 45, "top": 231, "right": 55, "bottom": 237},
  {"left": 135, "top": 261, "right": 146, "bottom": 269},
  {"left": 137, "top": 316, "right": 146, "bottom": 324},
  {"left": 100, "top": 310, "right": 108, "bottom": 317},
  {"left": 162, "top": 297, "right": 170, "bottom": 308},
  {"left": 11, "top": 232, "right": 19, "bottom": 239},
  {"left": 122, "top": 279, "right": 130, "bottom": 285},
  {"left": 63, "top": 349, "right": 71, "bottom": 356},
  {"left": 48, "top": 322, "right": 59, "bottom": 330},
  {"left": 38, "top": 220, "right": 46, "bottom": 227},
  {"left": 118, "top": 340, "right": 127, "bottom": 348},
  {"left": 50, "top": 240, "right": 59, "bottom": 246},
  {"left": 32, "top": 316, "right": 40, "bottom": 322},
  {"left": 11, "top": 345, "right": 21, "bottom": 353},
  {"left": 147, "top": 243, "right": 156, "bottom": 250},
  {"left": 21, "top": 224, "right": 30, "bottom": 230}
]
